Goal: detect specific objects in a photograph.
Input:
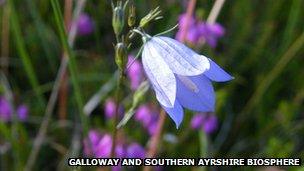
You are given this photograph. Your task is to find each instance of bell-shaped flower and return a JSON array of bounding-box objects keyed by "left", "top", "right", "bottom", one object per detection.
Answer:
[{"left": 141, "top": 36, "right": 233, "bottom": 128}]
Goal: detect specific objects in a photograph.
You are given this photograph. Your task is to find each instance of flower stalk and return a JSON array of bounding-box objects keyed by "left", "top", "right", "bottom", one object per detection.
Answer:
[{"left": 110, "top": 0, "right": 129, "bottom": 158}]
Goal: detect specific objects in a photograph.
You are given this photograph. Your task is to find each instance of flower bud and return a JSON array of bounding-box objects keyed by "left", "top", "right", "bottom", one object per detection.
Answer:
[
  {"left": 128, "top": 5, "right": 136, "bottom": 27},
  {"left": 115, "top": 42, "right": 128, "bottom": 71},
  {"left": 112, "top": 2, "right": 125, "bottom": 35}
]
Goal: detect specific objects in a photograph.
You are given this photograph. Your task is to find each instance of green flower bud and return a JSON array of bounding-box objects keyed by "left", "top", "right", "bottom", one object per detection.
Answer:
[
  {"left": 112, "top": 2, "right": 125, "bottom": 35},
  {"left": 115, "top": 42, "right": 128, "bottom": 71},
  {"left": 128, "top": 5, "right": 136, "bottom": 27}
]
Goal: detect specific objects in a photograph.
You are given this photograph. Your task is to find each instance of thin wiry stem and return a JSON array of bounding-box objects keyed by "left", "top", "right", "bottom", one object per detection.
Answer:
[
  {"left": 143, "top": 110, "right": 166, "bottom": 171},
  {"left": 58, "top": 0, "right": 73, "bottom": 120},
  {"left": 179, "top": 0, "right": 196, "bottom": 42},
  {"left": 110, "top": 71, "right": 124, "bottom": 157},
  {"left": 207, "top": 0, "right": 226, "bottom": 24},
  {"left": 200, "top": 0, "right": 226, "bottom": 47},
  {"left": 24, "top": 0, "right": 87, "bottom": 170}
]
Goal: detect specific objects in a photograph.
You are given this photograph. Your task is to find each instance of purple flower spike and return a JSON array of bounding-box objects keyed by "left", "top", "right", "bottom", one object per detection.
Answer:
[
  {"left": 94, "top": 134, "right": 112, "bottom": 158},
  {"left": 127, "top": 143, "right": 146, "bottom": 158},
  {"left": 147, "top": 121, "right": 158, "bottom": 135},
  {"left": 104, "top": 99, "right": 124, "bottom": 119},
  {"left": 104, "top": 99, "right": 116, "bottom": 118},
  {"left": 0, "top": 97, "right": 11, "bottom": 122},
  {"left": 115, "top": 145, "right": 126, "bottom": 158},
  {"left": 209, "top": 23, "right": 225, "bottom": 37},
  {"left": 77, "top": 13, "right": 94, "bottom": 36},
  {"left": 17, "top": 105, "right": 28, "bottom": 121},
  {"left": 203, "top": 115, "right": 218, "bottom": 134},
  {"left": 175, "top": 13, "right": 198, "bottom": 44},
  {"left": 141, "top": 36, "right": 233, "bottom": 128},
  {"left": 83, "top": 130, "right": 102, "bottom": 156},
  {"left": 190, "top": 114, "right": 205, "bottom": 130},
  {"left": 127, "top": 55, "right": 144, "bottom": 90},
  {"left": 88, "top": 130, "right": 101, "bottom": 146},
  {"left": 197, "top": 22, "right": 225, "bottom": 48},
  {"left": 135, "top": 105, "right": 152, "bottom": 126}
]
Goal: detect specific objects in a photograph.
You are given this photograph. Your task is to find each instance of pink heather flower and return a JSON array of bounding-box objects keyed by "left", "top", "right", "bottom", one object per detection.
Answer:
[
  {"left": 84, "top": 131, "right": 113, "bottom": 158},
  {"left": 203, "top": 115, "right": 218, "bottom": 134},
  {"left": 190, "top": 114, "right": 205, "bottom": 130},
  {"left": 0, "top": 97, "right": 11, "bottom": 122},
  {"left": 76, "top": 13, "right": 94, "bottom": 36},
  {"left": 115, "top": 145, "right": 126, "bottom": 158},
  {"left": 88, "top": 130, "right": 101, "bottom": 146},
  {"left": 83, "top": 130, "right": 101, "bottom": 156},
  {"left": 104, "top": 99, "right": 123, "bottom": 119},
  {"left": 197, "top": 22, "right": 225, "bottom": 48},
  {"left": 190, "top": 113, "right": 218, "bottom": 134},
  {"left": 84, "top": 130, "right": 126, "bottom": 159},
  {"left": 94, "top": 134, "right": 112, "bottom": 158},
  {"left": 135, "top": 105, "right": 153, "bottom": 126},
  {"left": 147, "top": 121, "right": 158, "bottom": 136},
  {"left": 126, "top": 143, "right": 145, "bottom": 158},
  {"left": 135, "top": 104, "right": 159, "bottom": 135},
  {"left": 175, "top": 13, "right": 225, "bottom": 48},
  {"left": 17, "top": 105, "right": 28, "bottom": 121},
  {"left": 175, "top": 13, "right": 197, "bottom": 43},
  {"left": 104, "top": 99, "right": 116, "bottom": 118},
  {"left": 127, "top": 55, "right": 144, "bottom": 90}
]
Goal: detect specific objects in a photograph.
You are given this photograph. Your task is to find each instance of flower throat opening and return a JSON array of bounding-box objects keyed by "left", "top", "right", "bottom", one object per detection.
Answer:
[{"left": 177, "top": 75, "right": 199, "bottom": 93}]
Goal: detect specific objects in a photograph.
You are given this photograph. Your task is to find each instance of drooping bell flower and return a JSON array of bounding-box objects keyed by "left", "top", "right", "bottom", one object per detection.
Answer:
[{"left": 141, "top": 36, "right": 233, "bottom": 128}]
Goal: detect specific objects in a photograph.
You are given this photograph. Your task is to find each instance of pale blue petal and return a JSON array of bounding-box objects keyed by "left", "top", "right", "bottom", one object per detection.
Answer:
[
  {"left": 176, "top": 74, "right": 215, "bottom": 112},
  {"left": 142, "top": 41, "right": 176, "bottom": 108},
  {"left": 203, "top": 58, "right": 233, "bottom": 82},
  {"left": 151, "top": 36, "right": 210, "bottom": 76},
  {"left": 161, "top": 100, "right": 184, "bottom": 129}
]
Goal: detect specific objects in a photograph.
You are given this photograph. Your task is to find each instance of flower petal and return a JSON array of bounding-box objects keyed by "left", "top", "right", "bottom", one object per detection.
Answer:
[
  {"left": 176, "top": 74, "right": 215, "bottom": 112},
  {"left": 161, "top": 100, "right": 184, "bottom": 128},
  {"left": 151, "top": 36, "right": 210, "bottom": 76},
  {"left": 142, "top": 41, "right": 176, "bottom": 107},
  {"left": 204, "top": 58, "right": 233, "bottom": 82}
]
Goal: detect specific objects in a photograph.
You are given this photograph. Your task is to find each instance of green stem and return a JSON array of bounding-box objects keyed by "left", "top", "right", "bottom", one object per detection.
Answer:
[
  {"left": 9, "top": 0, "right": 46, "bottom": 108},
  {"left": 110, "top": 70, "right": 124, "bottom": 157},
  {"left": 51, "top": 0, "right": 89, "bottom": 135}
]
